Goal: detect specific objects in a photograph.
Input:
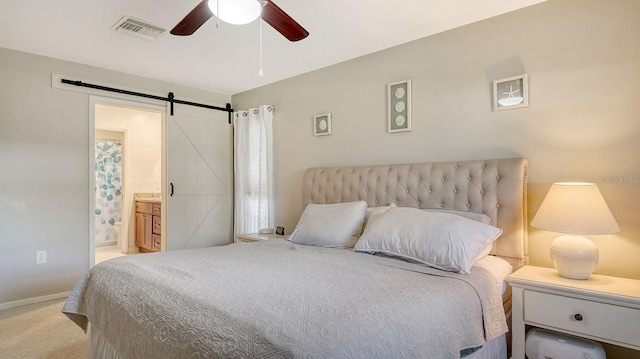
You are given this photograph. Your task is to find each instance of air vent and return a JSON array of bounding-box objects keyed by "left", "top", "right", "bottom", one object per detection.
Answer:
[{"left": 111, "top": 16, "right": 166, "bottom": 41}]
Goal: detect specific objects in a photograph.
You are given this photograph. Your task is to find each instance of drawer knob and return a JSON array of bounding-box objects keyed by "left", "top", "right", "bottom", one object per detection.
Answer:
[{"left": 574, "top": 313, "right": 583, "bottom": 321}]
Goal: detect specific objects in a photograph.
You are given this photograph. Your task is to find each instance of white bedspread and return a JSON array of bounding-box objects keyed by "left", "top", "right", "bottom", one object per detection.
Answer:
[{"left": 63, "top": 240, "right": 507, "bottom": 359}]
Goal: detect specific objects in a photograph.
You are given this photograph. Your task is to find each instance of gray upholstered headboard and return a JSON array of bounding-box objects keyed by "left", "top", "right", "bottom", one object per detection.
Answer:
[{"left": 302, "top": 158, "right": 529, "bottom": 270}]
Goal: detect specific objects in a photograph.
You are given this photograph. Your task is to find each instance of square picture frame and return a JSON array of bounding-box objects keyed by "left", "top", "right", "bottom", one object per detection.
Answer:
[
  {"left": 388, "top": 80, "right": 411, "bottom": 133},
  {"left": 493, "top": 74, "right": 528, "bottom": 111},
  {"left": 313, "top": 113, "right": 332, "bottom": 136}
]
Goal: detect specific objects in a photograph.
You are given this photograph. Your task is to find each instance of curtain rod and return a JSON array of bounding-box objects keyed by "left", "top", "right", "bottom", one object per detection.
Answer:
[{"left": 61, "top": 78, "right": 234, "bottom": 124}]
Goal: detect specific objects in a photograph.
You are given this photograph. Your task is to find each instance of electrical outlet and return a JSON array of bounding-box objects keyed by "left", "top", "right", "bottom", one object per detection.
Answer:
[{"left": 36, "top": 250, "right": 47, "bottom": 264}]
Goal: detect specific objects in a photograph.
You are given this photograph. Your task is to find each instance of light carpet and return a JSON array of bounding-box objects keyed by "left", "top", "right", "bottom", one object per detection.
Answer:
[
  {"left": 0, "top": 249, "right": 137, "bottom": 359},
  {"left": 0, "top": 298, "right": 88, "bottom": 359}
]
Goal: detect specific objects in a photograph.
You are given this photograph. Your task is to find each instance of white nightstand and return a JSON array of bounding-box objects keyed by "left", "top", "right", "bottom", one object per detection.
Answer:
[
  {"left": 235, "top": 233, "right": 287, "bottom": 242},
  {"left": 506, "top": 265, "right": 640, "bottom": 358}
]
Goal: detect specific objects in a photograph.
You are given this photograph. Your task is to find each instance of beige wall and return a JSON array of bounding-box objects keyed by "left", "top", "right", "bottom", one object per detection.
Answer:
[
  {"left": 233, "top": 0, "right": 640, "bottom": 279},
  {"left": 0, "top": 47, "right": 230, "bottom": 305}
]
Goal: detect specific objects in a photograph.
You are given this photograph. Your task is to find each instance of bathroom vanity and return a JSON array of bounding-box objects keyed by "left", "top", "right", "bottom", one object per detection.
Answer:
[{"left": 135, "top": 200, "right": 161, "bottom": 252}]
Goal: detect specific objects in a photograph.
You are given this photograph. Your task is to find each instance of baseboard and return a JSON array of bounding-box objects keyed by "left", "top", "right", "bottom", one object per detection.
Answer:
[
  {"left": 96, "top": 241, "right": 117, "bottom": 248},
  {"left": 0, "top": 291, "right": 71, "bottom": 311}
]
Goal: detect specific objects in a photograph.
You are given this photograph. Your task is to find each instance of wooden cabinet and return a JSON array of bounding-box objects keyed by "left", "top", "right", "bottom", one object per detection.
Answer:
[{"left": 135, "top": 201, "right": 161, "bottom": 252}]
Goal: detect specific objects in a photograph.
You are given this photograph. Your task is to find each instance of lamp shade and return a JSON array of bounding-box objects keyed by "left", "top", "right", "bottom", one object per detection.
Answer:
[
  {"left": 209, "top": 0, "right": 262, "bottom": 25},
  {"left": 531, "top": 182, "right": 619, "bottom": 235},
  {"left": 532, "top": 182, "right": 619, "bottom": 280}
]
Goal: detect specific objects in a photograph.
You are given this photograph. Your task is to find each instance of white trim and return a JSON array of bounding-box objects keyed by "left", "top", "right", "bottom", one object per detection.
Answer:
[
  {"left": 89, "top": 99, "right": 96, "bottom": 267},
  {"left": 89, "top": 96, "right": 166, "bottom": 267},
  {"left": 162, "top": 103, "right": 169, "bottom": 251},
  {"left": 0, "top": 291, "right": 71, "bottom": 311}
]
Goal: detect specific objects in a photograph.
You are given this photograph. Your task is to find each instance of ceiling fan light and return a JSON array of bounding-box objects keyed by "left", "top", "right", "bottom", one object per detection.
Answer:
[{"left": 209, "top": 0, "right": 262, "bottom": 25}]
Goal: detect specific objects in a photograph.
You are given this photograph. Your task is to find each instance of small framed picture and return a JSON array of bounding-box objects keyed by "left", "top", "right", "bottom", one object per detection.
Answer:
[
  {"left": 275, "top": 226, "right": 285, "bottom": 235},
  {"left": 388, "top": 80, "right": 411, "bottom": 133},
  {"left": 313, "top": 113, "right": 332, "bottom": 136},
  {"left": 493, "top": 74, "right": 528, "bottom": 111}
]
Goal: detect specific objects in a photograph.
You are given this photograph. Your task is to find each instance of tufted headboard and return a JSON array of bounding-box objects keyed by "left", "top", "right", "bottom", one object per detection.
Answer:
[{"left": 302, "top": 158, "right": 529, "bottom": 270}]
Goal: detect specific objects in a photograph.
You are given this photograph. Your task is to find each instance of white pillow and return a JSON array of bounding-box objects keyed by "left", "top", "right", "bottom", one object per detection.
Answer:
[
  {"left": 354, "top": 207, "right": 503, "bottom": 274},
  {"left": 289, "top": 201, "right": 368, "bottom": 248},
  {"left": 422, "top": 208, "right": 492, "bottom": 225},
  {"left": 365, "top": 206, "right": 493, "bottom": 255},
  {"left": 365, "top": 205, "right": 494, "bottom": 260},
  {"left": 422, "top": 208, "right": 495, "bottom": 258},
  {"left": 362, "top": 203, "right": 397, "bottom": 232},
  {"left": 475, "top": 242, "right": 494, "bottom": 262}
]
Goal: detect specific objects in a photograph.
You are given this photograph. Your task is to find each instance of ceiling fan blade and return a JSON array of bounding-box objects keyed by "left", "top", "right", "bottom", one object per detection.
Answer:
[
  {"left": 262, "top": 1, "right": 309, "bottom": 42},
  {"left": 170, "top": 0, "right": 213, "bottom": 36}
]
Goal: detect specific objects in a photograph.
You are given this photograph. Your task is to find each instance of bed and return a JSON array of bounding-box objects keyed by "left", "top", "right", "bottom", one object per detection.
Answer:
[{"left": 64, "top": 157, "right": 529, "bottom": 359}]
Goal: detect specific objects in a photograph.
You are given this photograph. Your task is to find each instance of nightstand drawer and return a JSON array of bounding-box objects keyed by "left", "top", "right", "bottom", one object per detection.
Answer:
[{"left": 524, "top": 290, "right": 640, "bottom": 346}]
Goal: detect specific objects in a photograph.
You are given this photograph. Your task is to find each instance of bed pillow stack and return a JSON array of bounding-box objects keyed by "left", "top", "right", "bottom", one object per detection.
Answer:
[{"left": 354, "top": 207, "right": 502, "bottom": 274}]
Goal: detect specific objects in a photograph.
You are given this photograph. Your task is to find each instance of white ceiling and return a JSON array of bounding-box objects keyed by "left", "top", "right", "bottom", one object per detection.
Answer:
[{"left": 0, "top": 0, "right": 546, "bottom": 95}]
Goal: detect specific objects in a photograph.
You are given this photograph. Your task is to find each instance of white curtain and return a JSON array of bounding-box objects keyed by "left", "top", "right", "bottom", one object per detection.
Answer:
[{"left": 233, "top": 105, "right": 274, "bottom": 236}]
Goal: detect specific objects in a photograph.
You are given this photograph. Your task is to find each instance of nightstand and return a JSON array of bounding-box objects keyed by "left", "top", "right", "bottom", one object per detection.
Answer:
[
  {"left": 506, "top": 265, "right": 640, "bottom": 358},
  {"left": 235, "top": 233, "right": 286, "bottom": 242}
]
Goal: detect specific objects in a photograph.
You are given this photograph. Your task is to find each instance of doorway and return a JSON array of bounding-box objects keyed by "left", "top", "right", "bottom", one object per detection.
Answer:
[
  {"left": 86, "top": 92, "right": 233, "bottom": 266},
  {"left": 90, "top": 96, "right": 165, "bottom": 266}
]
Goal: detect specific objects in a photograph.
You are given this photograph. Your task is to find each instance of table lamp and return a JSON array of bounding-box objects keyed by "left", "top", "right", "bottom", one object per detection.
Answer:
[{"left": 531, "top": 182, "right": 620, "bottom": 280}]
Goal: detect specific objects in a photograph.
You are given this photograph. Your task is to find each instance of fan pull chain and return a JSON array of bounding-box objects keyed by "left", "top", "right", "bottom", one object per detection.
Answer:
[
  {"left": 259, "top": 14, "right": 264, "bottom": 77},
  {"left": 216, "top": 0, "right": 220, "bottom": 28}
]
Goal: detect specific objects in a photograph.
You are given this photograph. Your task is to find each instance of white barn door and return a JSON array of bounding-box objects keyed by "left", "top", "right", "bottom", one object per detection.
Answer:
[{"left": 167, "top": 104, "right": 233, "bottom": 250}]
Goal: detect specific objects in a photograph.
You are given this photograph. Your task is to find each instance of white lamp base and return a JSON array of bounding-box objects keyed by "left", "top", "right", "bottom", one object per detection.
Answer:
[{"left": 550, "top": 235, "right": 599, "bottom": 280}]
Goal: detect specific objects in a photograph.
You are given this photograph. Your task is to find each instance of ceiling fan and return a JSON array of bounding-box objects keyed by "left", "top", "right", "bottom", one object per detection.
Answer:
[{"left": 170, "top": 0, "right": 309, "bottom": 42}]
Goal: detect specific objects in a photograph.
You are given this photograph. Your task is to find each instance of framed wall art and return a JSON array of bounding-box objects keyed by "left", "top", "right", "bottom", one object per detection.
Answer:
[
  {"left": 313, "top": 113, "right": 332, "bottom": 136},
  {"left": 388, "top": 80, "right": 411, "bottom": 133},
  {"left": 493, "top": 74, "right": 528, "bottom": 111}
]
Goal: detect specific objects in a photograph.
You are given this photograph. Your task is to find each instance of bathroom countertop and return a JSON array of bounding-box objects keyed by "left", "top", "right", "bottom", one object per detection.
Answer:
[{"left": 134, "top": 193, "right": 161, "bottom": 203}]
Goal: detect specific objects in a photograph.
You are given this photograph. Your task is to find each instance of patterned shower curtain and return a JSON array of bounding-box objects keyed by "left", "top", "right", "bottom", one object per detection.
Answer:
[{"left": 95, "top": 140, "right": 123, "bottom": 245}]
